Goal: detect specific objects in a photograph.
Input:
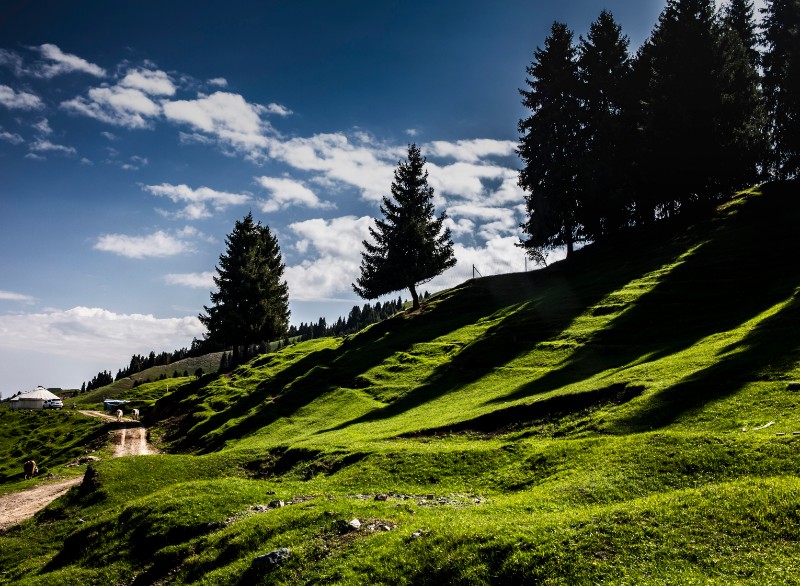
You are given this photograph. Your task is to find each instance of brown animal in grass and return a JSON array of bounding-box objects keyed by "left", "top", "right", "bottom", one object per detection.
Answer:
[{"left": 23, "top": 460, "right": 38, "bottom": 479}]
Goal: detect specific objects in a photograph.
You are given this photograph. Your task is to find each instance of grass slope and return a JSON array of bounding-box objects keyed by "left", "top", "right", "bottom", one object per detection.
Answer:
[{"left": 1, "top": 182, "right": 799, "bottom": 584}]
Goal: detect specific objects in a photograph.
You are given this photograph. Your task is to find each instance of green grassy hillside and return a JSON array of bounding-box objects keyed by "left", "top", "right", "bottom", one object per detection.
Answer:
[
  {"left": 73, "top": 352, "right": 225, "bottom": 409},
  {"left": 1, "top": 182, "right": 799, "bottom": 584}
]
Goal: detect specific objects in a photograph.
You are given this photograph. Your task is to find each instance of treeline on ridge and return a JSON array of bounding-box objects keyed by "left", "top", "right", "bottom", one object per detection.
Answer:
[
  {"left": 517, "top": 0, "right": 796, "bottom": 259},
  {"left": 80, "top": 295, "right": 415, "bottom": 391}
]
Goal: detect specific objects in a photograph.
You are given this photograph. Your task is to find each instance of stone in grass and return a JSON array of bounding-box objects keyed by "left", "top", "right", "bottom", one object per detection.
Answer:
[
  {"left": 253, "top": 548, "right": 291, "bottom": 569},
  {"left": 336, "top": 518, "right": 362, "bottom": 533},
  {"left": 788, "top": 382, "right": 800, "bottom": 391},
  {"left": 269, "top": 499, "right": 285, "bottom": 508}
]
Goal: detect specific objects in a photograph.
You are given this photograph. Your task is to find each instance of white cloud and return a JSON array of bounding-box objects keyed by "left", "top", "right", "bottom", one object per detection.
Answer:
[
  {"left": 120, "top": 68, "right": 176, "bottom": 96},
  {"left": 285, "top": 216, "right": 373, "bottom": 300},
  {"left": 0, "top": 84, "right": 44, "bottom": 110},
  {"left": 24, "top": 153, "right": 45, "bottom": 161},
  {"left": 164, "top": 271, "right": 216, "bottom": 288},
  {"left": 0, "top": 49, "right": 25, "bottom": 76},
  {"left": 0, "top": 307, "right": 204, "bottom": 365},
  {"left": 94, "top": 226, "right": 202, "bottom": 258},
  {"left": 265, "top": 103, "right": 292, "bottom": 116},
  {"left": 0, "top": 129, "right": 24, "bottom": 144},
  {"left": 35, "top": 44, "right": 105, "bottom": 78},
  {"left": 405, "top": 128, "right": 419, "bottom": 137},
  {"left": 162, "top": 91, "right": 270, "bottom": 154},
  {"left": 32, "top": 118, "right": 52, "bottom": 135},
  {"left": 29, "top": 138, "right": 76, "bottom": 155},
  {"left": 101, "top": 131, "right": 117, "bottom": 140},
  {"left": 207, "top": 77, "right": 228, "bottom": 87},
  {"left": 268, "top": 133, "right": 398, "bottom": 201},
  {"left": 256, "top": 176, "right": 334, "bottom": 213},
  {"left": 0, "top": 290, "right": 36, "bottom": 304},
  {"left": 426, "top": 138, "right": 517, "bottom": 163},
  {"left": 144, "top": 183, "right": 251, "bottom": 219},
  {"left": 80, "top": 157, "right": 93, "bottom": 165},
  {"left": 62, "top": 85, "right": 161, "bottom": 128}
]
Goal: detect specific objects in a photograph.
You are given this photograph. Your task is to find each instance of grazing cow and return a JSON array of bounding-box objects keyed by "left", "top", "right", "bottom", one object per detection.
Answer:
[
  {"left": 116, "top": 409, "right": 123, "bottom": 421},
  {"left": 132, "top": 408, "right": 139, "bottom": 420},
  {"left": 23, "top": 460, "right": 38, "bottom": 479}
]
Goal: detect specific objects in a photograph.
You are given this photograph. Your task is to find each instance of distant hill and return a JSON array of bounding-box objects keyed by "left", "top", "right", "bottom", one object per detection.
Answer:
[
  {"left": 4, "top": 182, "right": 800, "bottom": 584},
  {"left": 74, "top": 352, "right": 224, "bottom": 407}
]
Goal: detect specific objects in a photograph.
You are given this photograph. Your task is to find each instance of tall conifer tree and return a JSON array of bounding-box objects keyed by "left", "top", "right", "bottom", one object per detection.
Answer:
[
  {"left": 200, "top": 213, "right": 290, "bottom": 349},
  {"left": 577, "top": 10, "right": 633, "bottom": 239},
  {"left": 763, "top": 0, "right": 800, "bottom": 178},
  {"left": 718, "top": 0, "right": 768, "bottom": 189},
  {"left": 518, "top": 22, "right": 582, "bottom": 259},
  {"left": 352, "top": 144, "right": 455, "bottom": 310}
]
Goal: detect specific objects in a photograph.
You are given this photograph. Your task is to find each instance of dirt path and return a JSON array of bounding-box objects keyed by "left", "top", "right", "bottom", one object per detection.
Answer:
[
  {"left": 0, "top": 410, "right": 157, "bottom": 531},
  {"left": 0, "top": 477, "right": 82, "bottom": 531}
]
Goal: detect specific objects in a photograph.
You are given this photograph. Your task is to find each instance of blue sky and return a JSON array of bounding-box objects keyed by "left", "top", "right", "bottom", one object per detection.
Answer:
[{"left": 1, "top": 0, "right": 731, "bottom": 394}]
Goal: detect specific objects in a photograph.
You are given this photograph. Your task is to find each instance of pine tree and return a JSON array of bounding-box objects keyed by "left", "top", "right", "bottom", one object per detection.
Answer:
[
  {"left": 763, "top": 0, "right": 800, "bottom": 178},
  {"left": 577, "top": 10, "right": 633, "bottom": 239},
  {"left": 518, "top": 22, "right": 582, "bottom": 259},
  {"left": 718, "top": 0, "right": 768, "bottom": 189},
  {"left": 636, "top": 0, "right": 731, "bottom": 218},
  {"left": 723, "top": 0, "right": 760, "bottom": 68},
  {"left": 199, "top": 212, "right": 290, "bottom": 348},
  {"left": 353, "top": 144, "right": 456, "bottom": 310}
]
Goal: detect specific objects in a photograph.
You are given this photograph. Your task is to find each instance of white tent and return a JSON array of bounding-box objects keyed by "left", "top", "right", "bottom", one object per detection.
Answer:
[{"left": 9, "top": 386, "right": 61, "bottom": 410}]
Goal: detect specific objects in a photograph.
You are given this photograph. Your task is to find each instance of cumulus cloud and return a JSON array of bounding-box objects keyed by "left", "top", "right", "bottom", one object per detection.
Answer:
[
  {"left": 0, "top": 307, "right": 205, "bottom": 365},
  {"left": 285, "top": 216, "right": 373, "bottom": 300},
  {"left": 265, "top": 103, "right": 292, "bottom": 116},
  {"left": 0, "top": 49, "right": 25, "bottom": 76},
  {"left": 34, "top": 44, "right": 106, "bottom": 78},
  {"left": 162, "top": 91, "right": 270, "bottom": 154},
  {"left": 0, "top": 129, "right": 24, "bottom": 144},
  {"left": 94, "top": 226, "right": 203, "bottom": 258},
  {"left": 268, "top": 133, "right": 398, "bottom": 201},
  {"left": 32, "top": 118, "right": 52, "bottom": 135},
  {"left": 61, "top": 85, "right": 161, "bottom": 128},
  {"left": 120, "top": 68, "right": 176, "bottom": 96},
  {"left": 144, "top": 183, "right": 251, "bottom": 219},
  {"left": 0, "top": 290, "right": 37, "bottom": 304},
  {"left": 163, "top": 271, "right": 216, "bottom": 288},
  {"left": 207, "top": 77, "right": 228, "bottom": 87},
  {"left": 256, "top": 176, "right": 334, "bottom": 213},
  {"left": 29, "top": 138, "right": 76, "bottom": 155},
  {"left": 0, "top": 84, "right": 44, "bottom": 110},
  {"left": 426, "top": 138, "right": 517, "bottom": 163}
]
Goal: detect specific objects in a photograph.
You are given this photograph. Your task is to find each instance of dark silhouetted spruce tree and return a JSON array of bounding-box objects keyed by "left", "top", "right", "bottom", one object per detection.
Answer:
[
  {"left": 577, "top": 10, "right": 634, "bottom": 239},
  {"left": 717, "top": 0, "right": 768, "bottom": 189},
  {"left": 518, "top": 22, "right": 582, "bottom": 260},
  {"left": 723, "top": 0, "right": 760, "bottom": 68},
  {"left": 352, "top": 144, "right": 455, "bottom": 310},
  {"left": 763, "top": 0, "right": 800, "bottom": 178},
  {"left": 200, "top": 212, "right": 289, "bottom": 349},
  {"left": 635, "top": 0, "right": 738, "bottom": 219}
]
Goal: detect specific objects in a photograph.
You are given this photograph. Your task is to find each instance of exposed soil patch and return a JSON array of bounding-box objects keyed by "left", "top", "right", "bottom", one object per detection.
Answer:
[
  {"left": 0, "top": 477, "right": 81, "bottom": 531},
  {"left": 0, "top": 411, "right": 157, "bottom": 531}
]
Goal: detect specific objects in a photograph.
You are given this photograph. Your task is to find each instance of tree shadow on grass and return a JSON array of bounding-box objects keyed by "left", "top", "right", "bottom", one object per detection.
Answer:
[
  {"left": 616, "top": 290, "right": 800, "bottom": 432},
  {"left": 169, "top": 269, "right": 574, "bottom": 452},
  {"left": 489, "top": 182, "right": 800, "bottom": 408},
  {"left": 320, "top": 228, "right": 696, "bottom": 435}
]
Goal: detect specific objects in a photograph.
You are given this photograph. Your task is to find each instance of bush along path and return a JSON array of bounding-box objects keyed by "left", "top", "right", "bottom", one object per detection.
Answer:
[{"left": 0, "top": 410, "right": 157, "bottom": 530}]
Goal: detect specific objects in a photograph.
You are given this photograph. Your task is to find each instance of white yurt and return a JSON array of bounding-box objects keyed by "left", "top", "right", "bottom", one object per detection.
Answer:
[{"left": 9, "top": 386, "right": 61, "bottom": 410}]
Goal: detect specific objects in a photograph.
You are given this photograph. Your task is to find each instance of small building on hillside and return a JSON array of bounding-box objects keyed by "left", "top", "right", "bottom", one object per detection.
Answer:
[{"left": 9, "top": 386, "right": 62, "bottom": 410}]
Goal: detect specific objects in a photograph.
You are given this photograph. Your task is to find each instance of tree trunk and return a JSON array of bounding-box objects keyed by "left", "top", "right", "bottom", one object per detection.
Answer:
[{"left": 409, "top": 284, "right": 420, "bottom": 310}]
